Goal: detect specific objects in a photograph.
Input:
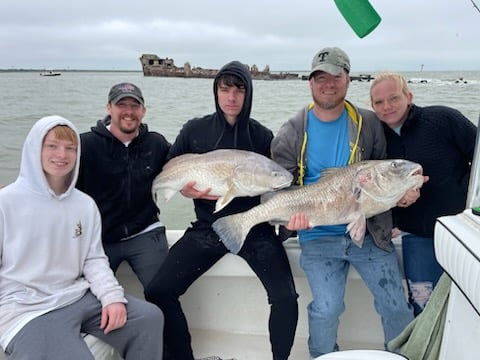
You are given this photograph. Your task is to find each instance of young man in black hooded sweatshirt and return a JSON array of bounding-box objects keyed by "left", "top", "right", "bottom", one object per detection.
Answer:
[{"left": 144, "top": 61, "right": 299, "bottom": 360}]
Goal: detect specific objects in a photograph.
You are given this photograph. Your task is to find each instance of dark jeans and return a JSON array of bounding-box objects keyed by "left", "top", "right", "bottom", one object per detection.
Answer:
[
  {"left": 144, "top": 223, "right": 299, "bottom": 360},
  {"left": 402, "top": 234, "right": 444, "bottom": 317}
]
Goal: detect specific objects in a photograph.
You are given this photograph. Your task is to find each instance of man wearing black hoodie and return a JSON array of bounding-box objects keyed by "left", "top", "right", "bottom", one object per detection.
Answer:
[
  {"left": 144, "top": 61, "right": 299, "bottom": 360},
  {"left": 77, "top": 82, "right": 171, "bottom": 291}
]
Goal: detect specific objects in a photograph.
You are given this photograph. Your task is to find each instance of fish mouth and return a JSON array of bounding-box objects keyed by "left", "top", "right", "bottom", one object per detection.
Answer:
[
  {"left": 272, "top": 180, "right": 292, "bottom": 191},
  {"left": 410, "top": 165, "right": 423, "bottom": 176},
  {"left": 409, "top": 165, "right": 424, "bottom": 188}
]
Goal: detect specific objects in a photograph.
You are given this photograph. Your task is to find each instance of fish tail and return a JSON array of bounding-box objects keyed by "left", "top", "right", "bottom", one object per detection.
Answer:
[{"left": 213, "top": 213, "right": 251, "bottom": 254}]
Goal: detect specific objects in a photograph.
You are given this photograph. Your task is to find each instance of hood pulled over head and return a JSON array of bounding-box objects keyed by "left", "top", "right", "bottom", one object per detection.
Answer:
[
  {"left": 213, "top": 60, "right": 253, "bottom": 126},
  {"left": 17, "top": 115, "right": 81, "bottom": 198}
]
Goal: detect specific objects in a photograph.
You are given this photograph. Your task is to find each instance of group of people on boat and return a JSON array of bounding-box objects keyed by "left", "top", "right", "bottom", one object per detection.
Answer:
[{"left": 0, "top": 45, "right": 476, "bottom": 360}]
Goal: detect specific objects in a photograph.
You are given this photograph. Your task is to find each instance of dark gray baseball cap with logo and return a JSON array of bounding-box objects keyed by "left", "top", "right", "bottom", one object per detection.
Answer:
[{"left": 108, "top": 82, "right": 144, "bottom": 104}]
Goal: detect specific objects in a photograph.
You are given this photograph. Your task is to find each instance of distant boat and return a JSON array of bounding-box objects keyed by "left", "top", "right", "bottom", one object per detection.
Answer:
[
  {"left": 408, "top": 78, "right": 428, "bottom": 84},
  {"left": 350, "top": 73, "right": 374, "bottom": 82},
  {"left": 40, "top": 71, "right": 62, "bottom": 76},
  {"left": 301, "top": 73, "right": 374, "bottom": 81}
]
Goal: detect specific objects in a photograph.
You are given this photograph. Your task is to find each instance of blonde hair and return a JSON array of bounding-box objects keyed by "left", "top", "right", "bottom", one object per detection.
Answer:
[
  {"left": 50, "top": 125, "right": 78, "bottom": 146},
  {"left": 370, "top": 72, "right": 411, "bottom": 102}
]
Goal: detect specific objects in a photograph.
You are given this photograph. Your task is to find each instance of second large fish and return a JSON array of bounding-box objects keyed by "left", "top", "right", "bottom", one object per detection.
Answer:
[
  {"left": 213, "top": 159, "right": 424, "bottom": 253},
  {"left": 152, "top": 149, "right": 293, "bottom": 213}
]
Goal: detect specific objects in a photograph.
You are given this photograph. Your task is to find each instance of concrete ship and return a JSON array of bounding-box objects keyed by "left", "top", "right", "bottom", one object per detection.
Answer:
[{"left": 140, "top": 54, "right": 300, "bottom": 80}]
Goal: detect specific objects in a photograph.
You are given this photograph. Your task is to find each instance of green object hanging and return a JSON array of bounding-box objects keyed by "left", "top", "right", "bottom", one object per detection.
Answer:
[{"left": 334, "top": 0, "right": 382, "bottom": 38}]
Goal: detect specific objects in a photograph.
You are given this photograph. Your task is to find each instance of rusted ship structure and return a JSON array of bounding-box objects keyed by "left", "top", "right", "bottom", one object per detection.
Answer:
[{"left": 140, "top": 54, "right": 299, "bottom": 80}]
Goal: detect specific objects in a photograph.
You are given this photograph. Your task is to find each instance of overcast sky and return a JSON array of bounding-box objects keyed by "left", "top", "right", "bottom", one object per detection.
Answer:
[{"left": 1, "top": 0, "right": 479, "bottom": 72}]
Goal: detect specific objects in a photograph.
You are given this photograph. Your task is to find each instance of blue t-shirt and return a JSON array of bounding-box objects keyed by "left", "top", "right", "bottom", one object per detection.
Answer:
[{"left": 298, "top": 108, "right": 350, "bottom": 242}]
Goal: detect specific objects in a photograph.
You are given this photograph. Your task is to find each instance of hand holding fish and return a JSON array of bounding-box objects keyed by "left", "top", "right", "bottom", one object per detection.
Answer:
[
  {"left": 397, "top": 175, "right": 429, "bottom": 207},
  {"left": 391, "top": 227, "right": 402, "bottom": 238},
  {"left": 286, "top": 212, "right": 313, "bottom": 231},
  {"left": 180, "top": 180, "right": 220, "bottom": 201}
]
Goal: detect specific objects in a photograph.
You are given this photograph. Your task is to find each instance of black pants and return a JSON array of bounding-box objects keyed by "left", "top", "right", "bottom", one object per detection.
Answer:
[{"left": 144, "top": 223, "right": 299, "bottom": 360}]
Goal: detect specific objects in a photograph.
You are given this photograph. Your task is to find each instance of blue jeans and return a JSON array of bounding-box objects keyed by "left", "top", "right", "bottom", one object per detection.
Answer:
[
  {"left": 103, "top": 226, "right": 169, "bottom": 289},
  {"left": 300, "top": 234, "right": 413, "bottom": 358},
  {"left": 402, "top": 233, "right": 444, "bottom": 317}
]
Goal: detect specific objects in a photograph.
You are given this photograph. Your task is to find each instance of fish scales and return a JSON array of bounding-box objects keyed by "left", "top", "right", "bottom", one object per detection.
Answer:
[
  {"left": 214, "top": 167, "right": 360, "bottom": 242},
  {"left": 213, "top": 159, "right": 424, "bottom": 253},
  {"left": 152, "top": 149, "right": 293, "bottom": 213}
]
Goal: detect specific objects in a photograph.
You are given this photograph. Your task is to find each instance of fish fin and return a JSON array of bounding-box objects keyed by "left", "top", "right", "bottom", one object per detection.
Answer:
[
  {"left": 352, "top": 186, "right": 362, "bottom": 200},
  {"left": 162, "top": 189, "right": 177, "bottom": 202},
  {"left": 268, "top": 218, "right": 289, "bottom": 226},
  {"left": 319, "top": 166, "right": 344, "bottom": 180},
  {"left": 213, "top": 179, "right": 237, "bottom": 213},
  {"left": 346, "top": 215, "right": 366, "bottom": 247},
  {"left": 213, "top": 214, "right": 250, "bottom": 254},
  {"left": 214, "top": 193, "right": 235, "bottom": 213}
]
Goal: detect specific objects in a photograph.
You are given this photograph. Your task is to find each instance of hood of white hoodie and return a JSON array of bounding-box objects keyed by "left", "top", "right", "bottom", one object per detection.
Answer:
[{"left": 16, "top": 115, "right": 81, "bottom": 199}]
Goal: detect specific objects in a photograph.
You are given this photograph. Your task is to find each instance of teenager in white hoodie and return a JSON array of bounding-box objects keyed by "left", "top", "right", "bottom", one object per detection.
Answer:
[{"left": 0, "top": 115, "right": 163, "bottom": 360}]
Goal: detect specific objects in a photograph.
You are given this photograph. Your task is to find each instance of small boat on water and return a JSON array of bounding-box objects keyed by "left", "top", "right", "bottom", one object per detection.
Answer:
[
  {"left": 40, "top": 71, "right": 62, "bottom": 76},
  {"left": 455, "top": 77, "right": 468, "bottom": 84},
  {"left": 350, "top": 73, "right": 374, "bottom": 82}
]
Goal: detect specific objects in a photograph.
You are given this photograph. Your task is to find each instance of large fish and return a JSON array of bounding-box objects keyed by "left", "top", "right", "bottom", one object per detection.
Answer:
[
  {"left": 213, "top": 159, "right": 424, "bottom": 254},
  {"left": 152, "top": 149, "right": 294, "bottom": 213}
]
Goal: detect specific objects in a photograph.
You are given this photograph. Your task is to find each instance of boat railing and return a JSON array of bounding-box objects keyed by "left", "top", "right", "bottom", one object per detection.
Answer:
[{"left": 466, "top": 114, "right": 480, "bottom": 208}]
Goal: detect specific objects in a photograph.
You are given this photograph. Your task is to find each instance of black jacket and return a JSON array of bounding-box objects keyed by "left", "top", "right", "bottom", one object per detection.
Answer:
[
  {"left": 168, "top": 60, "right": 273, "bottom": 228},
  {"left": 384, "top": 104, "right": 476, "bottom": 237},
  {"left": 77, "top": 117, "right": 170, "bottom": 243}
]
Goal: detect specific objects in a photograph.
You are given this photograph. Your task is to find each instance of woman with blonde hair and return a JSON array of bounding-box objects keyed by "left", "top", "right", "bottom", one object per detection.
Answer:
[{"left": 370, "top": 72, "right": 477, "bottom": 316}]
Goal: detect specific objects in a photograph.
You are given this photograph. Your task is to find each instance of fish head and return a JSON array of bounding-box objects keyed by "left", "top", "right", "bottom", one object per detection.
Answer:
[
  {"left": 355, "top": 159, "right": 424, "bottom": 206},
  {"left": 232, "top": 160, "right": 293, "bottom": 195}
]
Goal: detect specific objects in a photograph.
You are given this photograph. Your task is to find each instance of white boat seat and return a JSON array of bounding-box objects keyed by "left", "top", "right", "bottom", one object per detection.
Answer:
[
  {"left": 434, "top": 209, "right": 480, "bottom": 312},
  {"left": 314, "top": 349, "right": 408, "bottom": 359},
  {"left": 433, "top": 209, "right": 480, "bottom": 359},
  {"left": 160, "top": 230, "right": 405, "bottom": 279}
]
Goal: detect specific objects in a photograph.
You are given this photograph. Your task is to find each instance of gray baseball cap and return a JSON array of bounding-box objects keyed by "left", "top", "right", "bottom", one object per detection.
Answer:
[
  {"left": 108, "top": 82, "right": 144, "bottom": 105},
  {"left": 309, "top": 47, "right": 350, "bottom": 79}
]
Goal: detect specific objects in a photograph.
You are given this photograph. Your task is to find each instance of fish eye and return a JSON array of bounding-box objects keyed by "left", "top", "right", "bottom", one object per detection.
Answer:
[{"left": 391, "top": 161, "right": 399, "bottom": 168}]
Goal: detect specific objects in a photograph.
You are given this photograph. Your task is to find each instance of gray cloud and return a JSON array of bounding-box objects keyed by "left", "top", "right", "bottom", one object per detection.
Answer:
[{"left": 1, "top": 0, "right": 479, "bottom": 71}]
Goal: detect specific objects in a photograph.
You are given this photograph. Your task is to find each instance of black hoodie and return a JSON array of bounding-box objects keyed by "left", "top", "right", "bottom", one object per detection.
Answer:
[
  {"left": 167, "top": 60, "right": 273, "bottom": 228},
  {"left": 77, "top": 117, "right": 171, "bottom": 243},
  {"left": 384, "top": 104, "right": 476, "bottom": 237}
]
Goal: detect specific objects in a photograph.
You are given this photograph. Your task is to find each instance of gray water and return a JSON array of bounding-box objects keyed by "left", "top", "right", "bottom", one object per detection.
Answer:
[{"left": 1, "top": 70, "right": 479, "bottom": 228}]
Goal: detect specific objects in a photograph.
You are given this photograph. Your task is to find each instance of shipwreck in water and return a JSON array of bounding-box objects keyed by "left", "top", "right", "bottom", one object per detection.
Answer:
[{"left": 139, "top": 54, "right": 299, "bottom": 80}]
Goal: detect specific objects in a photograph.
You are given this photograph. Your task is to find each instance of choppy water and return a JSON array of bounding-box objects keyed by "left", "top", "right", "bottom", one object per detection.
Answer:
[{"left": 1, "top": 70, "right": 479, "bottom": 228}]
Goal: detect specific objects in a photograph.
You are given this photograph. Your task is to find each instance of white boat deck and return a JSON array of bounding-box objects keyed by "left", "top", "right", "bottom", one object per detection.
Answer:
[
  {"left": 4, "top": 216, "right": 480, "bottom": 360},
  {"left": 189, "top": 329, "right": 381, "bottom": 360},
  {"left": 116, "top": 234, "right": 388, "bottom": 359},
  {"left": 120, "top": 274, "right": 384, "bottom": 360}
]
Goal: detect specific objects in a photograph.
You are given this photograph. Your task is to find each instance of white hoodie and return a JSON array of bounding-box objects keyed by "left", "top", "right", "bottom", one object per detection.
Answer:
[{"left": 0, "top": 115, "right": 126, "bottom": 349}]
